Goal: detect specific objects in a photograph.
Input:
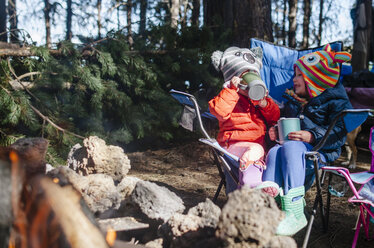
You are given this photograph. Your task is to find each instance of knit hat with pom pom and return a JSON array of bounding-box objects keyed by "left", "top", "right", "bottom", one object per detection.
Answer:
[{"left": 211, "top": 46, "right": 263, "bottom": 82}]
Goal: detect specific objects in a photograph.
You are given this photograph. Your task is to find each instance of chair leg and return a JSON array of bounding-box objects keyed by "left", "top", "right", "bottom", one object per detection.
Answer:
[
  {"left": 303, "top": 155, "right": 327, "bottom": 248},
  {"left": 352, "top": 211, "right": 363, "bottom": 248},
  {"left": 302, "top": 209, "right": 315, "bottom": 248},
  {"left": 213, "top": 178, "right": 224, "bottom": 203},
  {"left": 326, "top": 172, "right": 332, "bottom": 228}
]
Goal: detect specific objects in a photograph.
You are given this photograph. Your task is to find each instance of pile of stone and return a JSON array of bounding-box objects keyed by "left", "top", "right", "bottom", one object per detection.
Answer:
[{"left": 48, "top": 136, "right": 296, "bottom": 248}]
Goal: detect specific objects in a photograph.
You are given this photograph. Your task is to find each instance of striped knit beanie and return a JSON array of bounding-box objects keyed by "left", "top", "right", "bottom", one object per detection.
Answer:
[
  {"left": 211, "top": 46, "right": 263, "bottom": 82},
  {"left": 294, "top": 44, "right": 352, "bottom": 97}
]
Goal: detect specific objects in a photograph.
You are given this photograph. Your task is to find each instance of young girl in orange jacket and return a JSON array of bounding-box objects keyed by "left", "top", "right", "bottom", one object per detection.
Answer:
[{"left": 209, "top": 46, "right": 280, "bottom": 195}]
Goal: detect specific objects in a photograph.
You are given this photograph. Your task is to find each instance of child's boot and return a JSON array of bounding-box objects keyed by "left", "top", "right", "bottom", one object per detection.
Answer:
[{"left": 276, "top": 186, "right": 307, "bottom": 236}]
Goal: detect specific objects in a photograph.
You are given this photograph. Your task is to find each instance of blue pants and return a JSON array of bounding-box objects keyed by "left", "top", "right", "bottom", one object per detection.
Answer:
[{"left": 262, "top": 141, "right": 326, "bottom": 195}]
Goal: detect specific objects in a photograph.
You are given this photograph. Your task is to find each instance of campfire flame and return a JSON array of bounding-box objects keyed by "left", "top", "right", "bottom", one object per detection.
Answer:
[{"left": 106, "top": 228, "right": 116, "bottom": 247}]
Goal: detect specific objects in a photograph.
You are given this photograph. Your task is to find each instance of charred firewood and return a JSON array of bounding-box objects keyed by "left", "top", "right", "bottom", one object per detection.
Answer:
[
  {"left": 0, "top": 137, "right": 111, "bottom": 248},
  {"left": 10, "top": 137, "right": 48, "bottom": 176}
]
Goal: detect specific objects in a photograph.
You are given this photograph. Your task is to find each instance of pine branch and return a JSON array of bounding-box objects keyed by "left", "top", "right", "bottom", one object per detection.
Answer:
[
  {"left": 9, "top": 71, "right": 40, "bottom": 90},
  {"left": 6, "top": 59, "right": 84, "bottom": 140},
  {"left": 28, "top": 104, "right": 85, "bottom": 140},
  {"left": 7, "top": 58, "right": 41, "bottom": 102}
]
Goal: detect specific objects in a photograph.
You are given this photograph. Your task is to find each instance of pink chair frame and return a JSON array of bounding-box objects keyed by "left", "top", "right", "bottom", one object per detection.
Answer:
[{"left": 321, "top": 126, "right": 374, "bottom": 248}]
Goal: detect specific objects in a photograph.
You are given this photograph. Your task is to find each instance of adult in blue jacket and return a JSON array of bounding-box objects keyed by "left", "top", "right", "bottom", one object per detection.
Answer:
[{"left": 263, "top": 44, "right": 352, "bottom": 236}]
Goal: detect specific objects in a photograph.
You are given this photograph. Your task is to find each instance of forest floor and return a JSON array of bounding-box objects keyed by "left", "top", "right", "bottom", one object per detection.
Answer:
[{"left": 127, "top": 141, "right": 374, "bottom": 248}]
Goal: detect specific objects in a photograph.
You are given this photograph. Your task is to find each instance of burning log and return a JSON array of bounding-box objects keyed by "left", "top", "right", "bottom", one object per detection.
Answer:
[{"left": 0, "top": 137, "right": 112, "bottom": 248}]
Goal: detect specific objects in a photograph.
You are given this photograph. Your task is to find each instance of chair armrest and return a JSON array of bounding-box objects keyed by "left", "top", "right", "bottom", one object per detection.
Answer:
[
  {"left": 198, "top": 138, "right": 240, "bottom": 162},
  {"left": 312, "top": 109, "right": 374, "bottom": 152}
]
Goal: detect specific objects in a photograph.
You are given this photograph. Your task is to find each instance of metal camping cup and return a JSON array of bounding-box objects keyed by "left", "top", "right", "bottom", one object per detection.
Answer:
[
  {"left": 275, "top": 117, "right": 301, "bottom": 144},
  {"left": 240, "top": 72, "right": 267, "bottom": 101}
]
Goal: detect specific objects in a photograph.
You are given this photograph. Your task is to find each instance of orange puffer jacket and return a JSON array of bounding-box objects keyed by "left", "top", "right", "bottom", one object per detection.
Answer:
[{"left": 209, "top": 87, "right": 280, "bottom": 147}]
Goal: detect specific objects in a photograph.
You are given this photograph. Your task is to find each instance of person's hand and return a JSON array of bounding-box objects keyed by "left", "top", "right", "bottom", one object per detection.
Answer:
[
  {"left": 253, "top": 90, "right": 268, "bottom": 108},
  {"left": 268, "top": 126, "right": 277, "bottom": 141},
  {"left": 230, "top": 76, "right": 241, "bottom": 90},
  {"left": 288, "top": 130, "right": 314, "bottom": 143},
  {"left": 257, "top": 90, "right": 269, "bottom": 108}
]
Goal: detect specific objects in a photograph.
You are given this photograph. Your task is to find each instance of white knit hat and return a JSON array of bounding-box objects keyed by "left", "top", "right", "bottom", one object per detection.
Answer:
[{"left": 211, "top": 46, "right": 263, "bottom": 82}]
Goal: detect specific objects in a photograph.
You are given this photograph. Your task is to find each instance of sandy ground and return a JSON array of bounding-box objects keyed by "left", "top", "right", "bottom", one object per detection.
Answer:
[{"left": 127, "top": 141, "right": 374, "bottom": 248}]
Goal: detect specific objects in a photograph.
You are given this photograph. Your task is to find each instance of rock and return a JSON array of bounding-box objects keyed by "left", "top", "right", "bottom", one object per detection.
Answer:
[
  {"left": 117, "top": 176, "right": 142, "bottom": 200},
  {"left": 187, "top": 199, "right": 221, "bottom": 228},
  {"left": 48, "top": 166, "right": 121, "bottom": 214},
  {"left": 216, "top": 187, "right": 285, "bottom": 247},
  {"left": 145, "top": 238, "right": 163, "bottom": 248},
  {"left": 265, "top": 235, "right": 297, "bottom": 248},
  {"left": 67, "top": 136, "right": 131, "bottom": 181},
  {"left": 45, "top": 163, "right": 54, "bottom": 173},
  {"left": 159, "top": 199, "right": 222, "bottom": 248},
  {"left": 131, "top": 181, "right": 185, "bottom": 222}
]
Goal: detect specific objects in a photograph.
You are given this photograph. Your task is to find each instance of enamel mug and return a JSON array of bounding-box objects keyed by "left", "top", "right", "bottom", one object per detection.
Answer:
[{"left": 275, "top": 117, "right": 301, "bottom": 144}]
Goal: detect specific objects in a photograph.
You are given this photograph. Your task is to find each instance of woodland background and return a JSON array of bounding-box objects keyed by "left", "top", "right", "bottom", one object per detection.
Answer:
[{"left": 0, "top": 0, "right": 372, "bottom": 164}]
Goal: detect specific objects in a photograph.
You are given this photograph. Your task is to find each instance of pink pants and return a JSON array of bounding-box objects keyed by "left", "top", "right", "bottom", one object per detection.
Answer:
[{"left": 226, "top": 142, "right": 265, "bottom": 188}]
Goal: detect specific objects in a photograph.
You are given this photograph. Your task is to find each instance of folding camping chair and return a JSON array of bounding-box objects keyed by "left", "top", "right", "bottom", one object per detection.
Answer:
[
  {"left": 300, "top": 109, "right": 374, "bottom": 248},
  {"left": 169, "top": 89, "right": 240, "bottom": 202},
  {"left": 170, "top": 39, "right": 346, "bottom": 204},
  {"left": 318, "top": 118, "right": 374, "bottom": 248}
]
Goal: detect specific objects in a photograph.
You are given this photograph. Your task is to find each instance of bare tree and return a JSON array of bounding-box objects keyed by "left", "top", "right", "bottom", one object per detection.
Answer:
[
  {"left": 66, "top": 0, "right": 72, "bottom": 41},
  {"left": 139, "top": 0, "right": 147, "bottom": 34},
  {"left": 191, "top": 0, "right": 200, "bottom": 26},
  {"left": 232, "top": 0, "right": 273, "bottom": 47},
  {"left": 288, "top": 0, "right": 297, "bottom": 48},
  {"left": 317, "top": 0, "right": 324, "bottom": 46},
  {"left": 127, "top": 0, "right": 133, "bottom": 48},
  {"left": 0, "top": 0, "right": 7, "bottom": 42},
  {"left": 97, "top": 0, "right": 102, "bottom": 39},
  {"left": 282, "top": 0, "right": 287, "bottom": 45},
  {"left": 180, "top": 0, "right": 189, "bottom": 28},
  {"left": 352, "top": 0, "right": 373, "bottom": 72},
  {"left": 8, "top": 0, "right": 18, "bottom": 43},
  {"left": 302, "top": 0, "right": 311, "bottom": 48},
  {"left": 44, "top": 0, "right": 52, "bottom": 48},
  {"left": 170, "top": 0, "right": 179, "bottom": 28},
  {"left": 204, "top": 0, "right": 273, "bottom": 47},
  {"left": 203, "top": 0, "right": 224, "bottom": 27}
]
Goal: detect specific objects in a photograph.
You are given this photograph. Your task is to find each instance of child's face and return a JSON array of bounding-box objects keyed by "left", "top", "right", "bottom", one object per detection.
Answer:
[{"left": 293, "top": 67, "right": 308, "bottom": 98}]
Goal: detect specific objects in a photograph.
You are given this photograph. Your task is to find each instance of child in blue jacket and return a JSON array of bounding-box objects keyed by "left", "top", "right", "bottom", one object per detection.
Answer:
[{"left": 263, "top": 44, "right": 352, "bottom": 236}]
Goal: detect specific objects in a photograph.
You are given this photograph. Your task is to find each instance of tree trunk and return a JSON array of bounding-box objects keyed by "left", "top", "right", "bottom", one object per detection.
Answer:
[
  {"left": 282, "top": 0, "right": 287, "bottom": 45},
  {"left": 301, "top": 0, "right": 311, "bottom": 48},
  {"left": 352, "top": 0, "right": 372, "bottom": 72},
  {"left": 170, "top": 0, "right": 179, "bottom": 28},
  {"left": 139, "top": 0, "right": 147, "bottom": 34},
  {"left": 8, "top": 0, "right": 18, "bottom": 43},
  {"left": 232, "top": 0, "right": 273, "bottom": 47},
  {"left": 0, "top": 0, "right": 6, "bottom": 42},
  {"left": 180, "top": 0, "right": 188, "bottom": 28},
  {"left": 44, "top": 0, "right": 52, "bottom": 48},
  {"left": 66, "top": 0, "right": 73, "bottom": 41},
  {"left": 288, "top": 0, "right": 297, "bottom": 48},
  {"left": 97, "top": 0, "right": 102, "bottom": 39},
  {"left": 127, "top": 0, "right": 133, "bottom": 49},
  {"left": 317, "top": 0, "right": 324, "bottom": 46},
  {"left": 365, "top": 0, "right": 372, "bottom": 67},
  {"left": 203, "top": 0, "right": 224, "bottom": 27},
  {"left": 191, "top": 0, "right": 200, "bottom": 26}
]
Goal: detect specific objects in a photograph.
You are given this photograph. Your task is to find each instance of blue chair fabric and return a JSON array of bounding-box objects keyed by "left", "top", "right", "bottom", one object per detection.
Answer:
[{"left": 250, "top": 38, "right": 343, "bottom": 103}]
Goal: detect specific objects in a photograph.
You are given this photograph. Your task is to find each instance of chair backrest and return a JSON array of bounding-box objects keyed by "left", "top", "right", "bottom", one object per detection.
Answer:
[
  {"left": 169, "top": 89, "right": 212, "bottom": 139},
  {"left": 250, "top": 38, "right": 343, "bottom": 103}
]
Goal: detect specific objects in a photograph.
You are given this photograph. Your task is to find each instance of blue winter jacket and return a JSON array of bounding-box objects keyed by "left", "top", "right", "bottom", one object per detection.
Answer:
[{"left": 282, "top": 83, "right": 352, "bottom": 162}]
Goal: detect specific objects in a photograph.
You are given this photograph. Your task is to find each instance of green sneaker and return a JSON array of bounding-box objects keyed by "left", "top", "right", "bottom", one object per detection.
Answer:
[{"left": 276, "top": 186, "right": 307, "bottom": 236}]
